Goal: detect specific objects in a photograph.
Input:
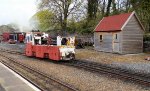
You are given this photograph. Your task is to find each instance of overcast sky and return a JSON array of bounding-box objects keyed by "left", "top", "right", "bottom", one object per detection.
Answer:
[{"left": 0, "top": 0, "right": 37, "bottom": 29}]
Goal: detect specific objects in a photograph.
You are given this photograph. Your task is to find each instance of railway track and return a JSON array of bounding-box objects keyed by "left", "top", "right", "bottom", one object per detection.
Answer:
[
  {"left": 64, "top": 60, "right": 150, "bottom": 87},
  {"left": 0, "top": 52, "right": 78, "bottom": 91},
  {"left": 0, "top": 48, "right": 23, "bottom": 55},
  {"left": 1, "top": 48, "right": 150, "bottom": 87}
]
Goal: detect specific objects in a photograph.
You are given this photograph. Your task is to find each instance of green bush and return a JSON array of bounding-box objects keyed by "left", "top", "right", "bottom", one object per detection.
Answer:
[
  {"left": 143, "top": 33, "right": 150, "bottom": 52},
  {"left": 144, "top": 34, "right": 150, "bottom": 41}
]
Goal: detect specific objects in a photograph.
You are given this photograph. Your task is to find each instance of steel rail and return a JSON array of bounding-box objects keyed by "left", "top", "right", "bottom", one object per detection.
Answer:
[
  {"left": 1, "top": 48, "right": 150, "bottom": 87},
  {"left": 0, "top": 53, "right": 78, "bottom": 91}
]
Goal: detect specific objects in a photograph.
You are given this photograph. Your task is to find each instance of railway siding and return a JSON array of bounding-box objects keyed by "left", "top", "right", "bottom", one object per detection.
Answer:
[
  {"left": 0, "top": 43, "right": 150, "bottom": 90},
  {"left": 76, "top": 49, "right": 150, "bottom": 74},
  {"left": 0, "top": 52, "right": 147, "bottom": 91}
]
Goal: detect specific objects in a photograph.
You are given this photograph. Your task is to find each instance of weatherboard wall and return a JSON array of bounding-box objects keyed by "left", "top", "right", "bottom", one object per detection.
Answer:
[
  {"left": 94, "top": 32, "right": 121, "bottom": 53},
  {"left": 122, "top": 15, "right": 144, "bottom": 54}
]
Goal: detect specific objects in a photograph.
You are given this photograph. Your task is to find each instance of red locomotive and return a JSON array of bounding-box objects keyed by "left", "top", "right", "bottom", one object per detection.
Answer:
[
  {"left": 25, "top": 31, "right": 75, "bottom": 61},
  {"left": 2, "top": 32, "right": 25, "bottom": 44}
]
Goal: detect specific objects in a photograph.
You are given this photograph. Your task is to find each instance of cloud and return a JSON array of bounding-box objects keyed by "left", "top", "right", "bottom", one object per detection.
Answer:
[{"left": 0, "top": 0, "right": 37, "bottom": 30}]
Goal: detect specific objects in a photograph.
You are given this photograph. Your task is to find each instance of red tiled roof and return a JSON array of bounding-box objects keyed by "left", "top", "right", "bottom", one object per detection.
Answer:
[{"left": 94, "top": 12, "right": 132, "bottom": 32}]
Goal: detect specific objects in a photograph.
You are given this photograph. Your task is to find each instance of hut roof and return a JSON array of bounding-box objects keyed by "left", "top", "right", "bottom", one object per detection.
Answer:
[{"left": 94, "top": 11, "right": 144, "bottom": 32}]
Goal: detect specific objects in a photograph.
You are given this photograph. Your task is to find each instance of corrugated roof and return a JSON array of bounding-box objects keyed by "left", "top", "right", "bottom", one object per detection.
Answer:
[{"left": 94, "top": 12, "right": 132, "bottom": 32}]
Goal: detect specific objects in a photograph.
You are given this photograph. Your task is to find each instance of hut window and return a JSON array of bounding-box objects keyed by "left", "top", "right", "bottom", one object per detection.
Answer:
[
  {"left": 115, "top": 34, "right": 117, "bottom": 39},
  {"left": 100, "top": 35, "right": 103, "bottom": 42}
]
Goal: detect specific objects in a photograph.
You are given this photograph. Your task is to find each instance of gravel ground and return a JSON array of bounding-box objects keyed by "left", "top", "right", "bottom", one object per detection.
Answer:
[
  {"left": 1, "top": 52, "right": 149, "bottom": 91},
  {"left": 0, "top": 43, "right": 150, "bottom": 90},
  {"left": 0, "top": 42, "right": 25, "bottom": 52},
  {"left": 76, "top": 49, "right": 150, "bottom": 74},
  {"left": 76, "top": 49, "right": 150, "bottom": 64},
  {"left": 0, "top": 43, "right": 150, "bottom": 74},
  {"left": 110, "top": 62, "right": 150, "bottom": 74}
]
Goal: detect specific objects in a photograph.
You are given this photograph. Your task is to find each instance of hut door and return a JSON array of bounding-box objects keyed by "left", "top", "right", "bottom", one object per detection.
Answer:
[{"left": 113, "top": 33, "right": 120, "bottom": 53}]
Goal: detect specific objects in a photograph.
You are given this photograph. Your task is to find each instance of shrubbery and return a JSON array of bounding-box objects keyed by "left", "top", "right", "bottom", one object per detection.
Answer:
[
  {"left": 143, "top": 33, "right": 150, "bottom": 52},
  {"left": 144, "top": 34, "right": 150, "bottom": 41}
]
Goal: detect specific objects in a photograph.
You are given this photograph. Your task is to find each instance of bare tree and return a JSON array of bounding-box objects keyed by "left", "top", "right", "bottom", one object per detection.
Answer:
[
  {"left": 101, "top": 0, "right": 106, "bottom": 16},
  {"left": 105, "top": 0, "right": 112, "bottom": 16},
  {"left": 38, "top": 0, "right": 84, "bottom": 35},
  {"left": 87, "top": 0, "right": 98, "bottom": 20}
]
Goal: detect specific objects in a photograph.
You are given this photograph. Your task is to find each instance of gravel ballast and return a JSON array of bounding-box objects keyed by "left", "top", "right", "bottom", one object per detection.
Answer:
[
  {"left": 0, "top": 52, "right": 148, "bottom": 91},
  {"left": 76, "top": 49, "right": 150, "bottom": 74},
  {"left": 0, "top": 43, "right": 150, "bottom": 90},
  {"left": 0, "top": 43, "right": 25, "bottom": 52}
]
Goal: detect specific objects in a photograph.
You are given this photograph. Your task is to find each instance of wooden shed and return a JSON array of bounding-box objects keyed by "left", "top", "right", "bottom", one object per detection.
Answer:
[{"left": 94, "top": 11, "right": 144, "bottom": 54}]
